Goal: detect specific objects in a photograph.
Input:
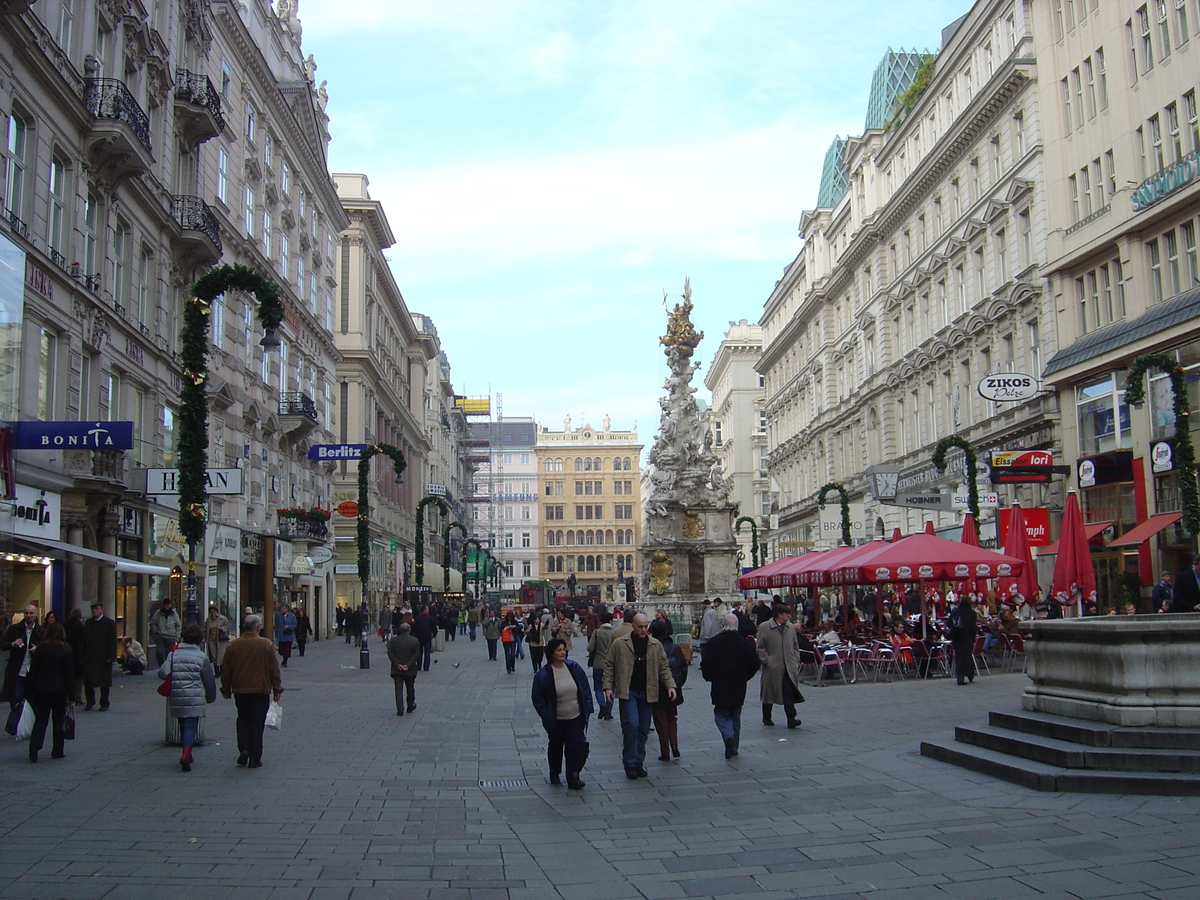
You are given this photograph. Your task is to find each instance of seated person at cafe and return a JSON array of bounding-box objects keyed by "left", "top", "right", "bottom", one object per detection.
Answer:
[
  {"left": 816, "top": 621, "right": 841, "bottom": 648},
  {"left": 982, "top": 607, "right": 1018, "bottom": 655},
  {"left": 890, "top": 621, "right": 915, "bottom": 666}
]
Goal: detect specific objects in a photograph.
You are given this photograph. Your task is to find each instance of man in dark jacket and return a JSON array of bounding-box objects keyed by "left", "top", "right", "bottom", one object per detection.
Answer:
[
  {"left": 1173, "top": 556, "right": 1200, "bottom": 612},
  {"left": 412, "top": 606, "right": 438, "bottom": 671},
  {"left": 700, "top": 614, "right": 761, "bottom": 758},
  {"left": 81, "top": 601, "right": 117, "bottom": 711},
  {"left": 386, "top": 623, "right": 421, "bottom": 715},
  {"left": 2, "top": 605, "right": 45, "bottom": 733}
]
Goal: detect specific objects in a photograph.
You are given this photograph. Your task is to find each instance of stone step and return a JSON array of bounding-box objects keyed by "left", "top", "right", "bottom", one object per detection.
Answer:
[
  {"left": 919, "top": 738, "right": 1200, "bottom": 795},
  {"left": 990, "top": 709, "right": 1200, "bottom": 750},
  {"left": 956, "top": 724, "right": 1200, "bottom": 773}
]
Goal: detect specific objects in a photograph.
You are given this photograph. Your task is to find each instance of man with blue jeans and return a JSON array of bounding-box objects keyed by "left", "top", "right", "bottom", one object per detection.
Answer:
[
  {"left": 587, "top": 612, "right": 615, "bottom": 719},
  {"left": 700, "top": 614, "right": 761, "bottom": 759},
  {"left": 603, "top": 614, "right": 676, "bottom": 779}
]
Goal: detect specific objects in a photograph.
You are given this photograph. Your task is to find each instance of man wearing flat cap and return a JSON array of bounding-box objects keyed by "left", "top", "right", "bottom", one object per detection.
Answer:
[{"left": 755, "top": 603, "right": 804, "bottom": 728}]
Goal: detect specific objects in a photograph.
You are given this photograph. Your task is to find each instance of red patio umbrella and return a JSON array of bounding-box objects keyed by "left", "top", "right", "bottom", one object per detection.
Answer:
[
  {"left": 997, "top": 504, "right": 1040, "bottom": 608},
  {"left": 891, "top": 527, "right": 903, "bottom": 542},
  {"left": 953, "top": 513, "right": 983, "bottom": 607},
  {"left": 925, "top": 520, "right": 936, "bottom": 535},
  {"left": 834, "top": 532, "right": 1026, "bottom": 585},
  {"left": 1050, "top": 491, "right": 1098, "bottom": 615},
  {"left": 737, "top": 555, "right": 799, "bottom": 591}
]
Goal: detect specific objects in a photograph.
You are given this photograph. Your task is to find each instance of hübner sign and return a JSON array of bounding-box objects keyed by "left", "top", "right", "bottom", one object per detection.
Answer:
[
  {"left": 145, "top": 468, "right": 244, "bottom": 495},
  {"left": 977, "top": 374, "right": 1040, "bottom": 402}
]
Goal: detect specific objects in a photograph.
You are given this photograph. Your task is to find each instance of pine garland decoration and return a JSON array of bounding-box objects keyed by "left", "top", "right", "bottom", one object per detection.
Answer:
[
  {"left": 357, "top": 443, "right": 407, "bottom": 590},
  {"left": 443, "top": 522, "right": 467, "bottom": 593},
  {"left": 817, "top": 482, "right": 853, "bottom": 547},
  {"left": 735, "top": 515, "right": 760, "bottom": 568},
  {"left": 414, "top": 495, "right": 449, "bottom": 585},
  {"left": 1125, "top": 354, "right": 1200, "bottom": 534},
  {"left": 932, "top": 435, "right": 979, "bottom": 524},
  {"left": 463, "top": 538, "right": 483, "bottom": 600},
  {"left": 179, "top": 264, "right": 284, "bottom": 546}
]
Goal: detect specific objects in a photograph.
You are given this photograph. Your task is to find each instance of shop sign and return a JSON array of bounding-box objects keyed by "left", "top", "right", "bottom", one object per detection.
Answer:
[
  {"left": 25, "top": 259, "right": 53, "bottom": 299},
  {"left": 1132, "top": 150, "right": 1200, "bottom": 211},
  {"left": 12, "top": 420, "right": 134, "bottom": 450},
  {"left": 310, "top": 546, "right": 334, "bottom": 563},
  {"left": 207, "top": 524, "right": 241, "bottom": 561},
  {"left": 336, "top": 500, "right": 359, "bottom": 517},
  {"left": 145, "top": 467, "right": 244, "bottom": 495},
  {"left": 999, "top": 507, "right": 1052, "bottom": 546},
  {"left": 1151, "top": 440, "right": 1175, "bottom": 474},
  {"left": 1078, "top": 451, "right": 1134, "bottom": 488},
  {"left": 992, "top": 449, "right": 1054, "bottom": 467},
  {"left": 333, "top": 563, "right": 358, "bottom": 574},
  {"left": 275, "top": 538, "right": 293, "bottom": 575},
  {"left": 10, "top": 483, "right": 59, "bottom": 539},
  {"left": 425, "top": 483, "right": 447, "bottom": 496},
  {"left": 150, "top": 514, "right": 186, "bottom": 559},
  {"left": 818, "top": 502, "right": 867, "bottom": 537},
  {"left": 977, "top": 373, "right": 1040, "bottom": 402},
  {"left": 241, "top": 531, "right": 263, "bottom": 565},
  {"left": 307, "top": 444, "right": 366, "bottom": 461}
]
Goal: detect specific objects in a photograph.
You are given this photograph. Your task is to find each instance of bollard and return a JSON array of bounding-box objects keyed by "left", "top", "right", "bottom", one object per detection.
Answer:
[{"left": 359, "top": 640, "right": 370, "bottom": 669}]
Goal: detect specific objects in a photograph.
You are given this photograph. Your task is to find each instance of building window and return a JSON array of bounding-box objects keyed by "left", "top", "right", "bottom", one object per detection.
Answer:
[
  {"left": 246, "top": 103, "right": 256, "bottom": 144},
  {"left": 1186, "top": 91, "right": 1199, "bottom": 153},
  {"left": 136, "top": 246, "right": 152, "bottom": 325},
  {"left": 37, "top": 327, "right": 54, "bottom": 419},
  {"left": 1148, "top": 238, "right": 1164, "bottom": 302},
  {"left": 1165, "top": 229, "right": 1181, "bottom": 297},
  {"left": 4, "top": 111, "right": 29, "bottom": 222},
  {"left": 1157, "top": 0, "right": 1172, "bottom": 57},
  {"left": 217, "top": 147, "right": 228, "bottom": 203},
  {"left": 1083, "top": 59, "right": 1097, "bottom": 119},
  {"left": 1077, "top": 374, "right": 1131, "bottom": 454},
  {"left": 83, "top": 190, "right": 99, "bottom": 280},
  {"left": 1095, "top": 48, "right": 1108, "bottom": 110},
  {"left": 48, "top": 155, "right": 67, "bottom": 260},
  {"left": 220, "top": 61, "right": 231, "bottom": 98},
  {"left": 1167, "top": 102, "right": 1183, "bottom": 162},
  {"left": 111, "top": 222, "right": 130, "bottom": 308},
  {"left": 244, "top": 184, "right": 255, "bottom": 236},
  {"left": 1138, "top": 5, "right": 1155, "bottom": 71},
  {"left": 1183, "top": 221, "right": 1198, "bottom": 289}
]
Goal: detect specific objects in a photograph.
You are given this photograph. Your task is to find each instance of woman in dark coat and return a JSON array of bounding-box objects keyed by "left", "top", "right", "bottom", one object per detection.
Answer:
[
  {"left": 948, "top": 593, "right": 978, "bottom": 685},
  {"left": 530, "top": 638, "right": 593, "bottom": 790},
  {"left": 649, "top": 619, "right": 687, "bottom": 761},
  {"left": 26, "top": 624, "right": 75, "bottom": 762}
]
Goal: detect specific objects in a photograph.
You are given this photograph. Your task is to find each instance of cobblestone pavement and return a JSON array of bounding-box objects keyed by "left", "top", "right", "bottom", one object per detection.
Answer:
[{"left": 1, "top": 631, "right": 1198, "bottom": 900}]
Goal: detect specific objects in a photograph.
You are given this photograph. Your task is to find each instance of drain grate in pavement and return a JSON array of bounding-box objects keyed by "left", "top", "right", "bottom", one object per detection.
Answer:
[
  {"left": 479, "top": 778, "right": 528, "bottom": 789},
  {"left": 481, "top": 718, "right": 512, "bottom": 723}
]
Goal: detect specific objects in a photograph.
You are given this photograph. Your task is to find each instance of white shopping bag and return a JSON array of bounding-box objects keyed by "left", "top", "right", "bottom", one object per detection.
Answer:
[
  {"left": 16, "top": 701, "right": 34, "bottom": 740},
  {"left": 265, "top": 699, "right": 283, "bottom": 730}
]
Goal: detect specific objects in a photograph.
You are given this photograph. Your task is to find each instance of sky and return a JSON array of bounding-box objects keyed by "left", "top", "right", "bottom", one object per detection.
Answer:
[{"left": 299, "top": 0, "right": 973, "bottom": 441}]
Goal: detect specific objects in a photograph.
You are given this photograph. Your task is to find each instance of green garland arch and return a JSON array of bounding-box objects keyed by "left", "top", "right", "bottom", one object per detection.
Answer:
[
  {"left": 443, "top": 521, "right": 467, "bottom": 593},
  {"left": 179, "top": 264, "right": 284, "bottom": 546},
  {"left": 932, "top": 435, "right": 980, "bottom": 524},
  {"left": 1125, "top": 353, "right": 1200, "bottom": 534},
  {"left": 735, "top": 515, "right": 760, "bottom": 568},
  {"left": 414, "top": 495, "right": 450, "bottom": 585},
  {"left": 817, "top": 482, "right": 853, "bottom": 547},
  {"left": 357, "top": 443, "right": 407, "bottom": 591}
]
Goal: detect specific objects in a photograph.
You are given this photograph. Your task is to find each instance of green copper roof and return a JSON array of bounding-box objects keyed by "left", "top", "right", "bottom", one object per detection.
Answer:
[
  {"left": 865, "top": 49, "right": 932, "bottom": 130},
  {"left": 816, "top": 137, "right": 848, "bottom": 209}
]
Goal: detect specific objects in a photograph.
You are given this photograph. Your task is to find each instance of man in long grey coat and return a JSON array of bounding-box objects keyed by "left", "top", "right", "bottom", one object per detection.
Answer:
[
  {"left": 755, "top": 603, "right": 804, "bottom": 728},
  {"left": 386, "top": 623, "right": 421, "bottom": 715}
]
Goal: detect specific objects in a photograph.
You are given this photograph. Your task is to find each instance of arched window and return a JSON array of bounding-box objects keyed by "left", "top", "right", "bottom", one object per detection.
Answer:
[
  {"left": 605, "top": 529, "right": 614, "bottom": 545},
  {"left": 556, "top": 530, "right": 563, "bottom": 546},
  {"left": 577, "top": 555, "right": 585, "bottom": 572},
  {"left": 556, "top": 458, "right": 563, "bottom": 471},
  {"left": 586, "top": 556, "right": 595, "bottom": 572},
  {"left": 557, "top": 555, "right": 565, "bottom": 572},
  {"left": 583, "top": 457, "right": 592, "bottom": 471},
  {"left": 585, "top": 529, "right": 594, "bottom": 545},
  {"left": 624, "top": 554, "right": 633, "bottom": 570},
  {"left": 546, "top": 556, "right": 557, "bottom": 573},
  {"left": 566, "top": 530, "right": 575, "bottom": 546},
  {"left": 625, "top": 529, "right": 633, "bottom": 544},
  {"left": 624, "top": 456, "right": 632, "bottom": 470},
  {"left": 574, "top": 458, "right": 583, "bottom": 471},
  {"left": 616, "top": 530, "right": 624, "bottom": 546},
  {"left": 544, "top": 458, "right": 553, "bottom": 472},
  {"left": 593, "top": 457, "right": 601, "bottom": 470}
]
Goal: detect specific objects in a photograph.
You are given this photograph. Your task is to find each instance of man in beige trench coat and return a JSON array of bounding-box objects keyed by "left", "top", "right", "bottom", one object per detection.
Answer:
[{"left": 756, "top": 603, "right": 804, "bottom": 728}]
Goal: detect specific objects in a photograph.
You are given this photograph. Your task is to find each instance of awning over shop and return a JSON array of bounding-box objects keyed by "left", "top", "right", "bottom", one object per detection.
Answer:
[
  {"left": 27, "top": 538, "right": 173, "bottom": 575},
  {"left": 420, "top": 563, "right": 465, "bottom": 593},
  {"left": 1037, "top": 522, "right": 1112, "bottom": 556},
  {"left": 1105, "top": 512, "right": 1183, "bottom": 548}
]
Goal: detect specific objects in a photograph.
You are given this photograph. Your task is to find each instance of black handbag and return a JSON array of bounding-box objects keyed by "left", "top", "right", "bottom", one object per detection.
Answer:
[{"left": 62, "top": 704, "right": 76, "bottom": 741}]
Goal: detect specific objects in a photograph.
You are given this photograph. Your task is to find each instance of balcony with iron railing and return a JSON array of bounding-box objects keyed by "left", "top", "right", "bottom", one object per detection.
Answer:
[
  {"left": 174, "top": 69, "right": 225, "bottom": 145},
  {"left": 82, "top": 77, "right": 153, "bottom": 175},
  {"left": 170, "top": 195, "right": 222, "bottom": 264},
  {"left": 278, "top": 392, "right": 318, "bottom": 440},
  {"left": 277, "top": 518, "right": 329, "bottom": 541}
]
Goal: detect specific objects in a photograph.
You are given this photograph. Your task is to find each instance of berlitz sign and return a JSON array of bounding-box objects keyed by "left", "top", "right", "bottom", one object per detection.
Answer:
[
  {"left": 977, "top": 374, "right": 1040, "bottom": 402},
  {"left": 307, "top": 444, "right": 367, "bottom": 461}
]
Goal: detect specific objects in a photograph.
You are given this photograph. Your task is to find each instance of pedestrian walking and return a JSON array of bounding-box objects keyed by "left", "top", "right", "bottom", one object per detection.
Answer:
[
  {"left": 386, "top": 623, "right": 421, "bottom": 715},
  {"left": 481, "top": 609, "right": 501, "bottom": 661},
  {"left": 467, "top": 605, "right": 480, "bottom": 641},
  {"left": 948, "top": 593, "right": 978, "bottom": 685},
  {"left": 148, "top": 598, "right": 182, "bottom": 667},
  {"left": 603, "top": 614, "right": 676, "bottom": 779},
  {"left": 700, "top": 614, "right": 761, "bottom": 758},
  {"left": 699, "top": 598, "right": 724, "bottom": 655},
  {"left": 204, "top": 606, "right": 230, "bottom": 675},
  {"left": 501, "top": 612, "right": 520, "bottom": 674},
  {"left": 81, "top": 601, "right": 117, "bottom": 711},
  {"left": 219, "top": 614, "right": 283, "bottom": 768},
  {"left": 413, "top": 606, "right": 438, "bottom": 671},
  {"left": 586, "top": 612, "right": 615, "bottom": 719},
  {"left": 158, "top": 624, "right": 217, "bottom": 771},
  {"left": 379, "top": 605, "right": 393, "bottom": 642},
  {"left": 649, "top": 620, "right": 687, "bottom": 761},
  {"left": 294, "top": 607, "right": 312, "bottom": 656},
  {"left": 531, "top": 638, "right": 593, "bottom": 789},
  {"left": 25, "top": 623, "right": 74, "bottom": 763},
  {"left": 755, "top": 603, "right": 804, "bottom": 728},
  {"left": 550, "top": 609, "right": 579, "bottom": 652},
  {"left": 275, "top": 603, "right": 296, "bottom": 667},
  {"left": 526, "top": 610, "right": 547, "bottom": 672},
  {"left": 2, "top": 605, "right": 44, "bottom": 734}
]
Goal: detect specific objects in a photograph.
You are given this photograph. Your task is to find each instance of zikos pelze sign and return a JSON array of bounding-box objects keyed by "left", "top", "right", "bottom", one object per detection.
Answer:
[{"left": 977, "top": 374, "right": 1039, "bottom": 402}]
